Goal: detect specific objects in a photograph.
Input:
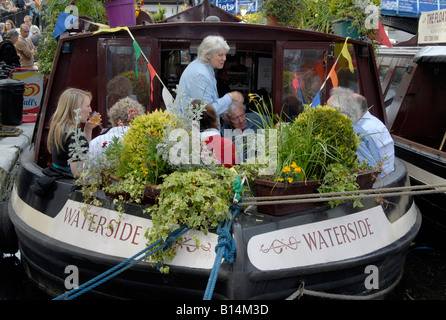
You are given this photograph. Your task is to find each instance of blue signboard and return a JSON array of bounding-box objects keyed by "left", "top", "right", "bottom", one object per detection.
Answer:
[
  {"left": 210, "top": 0, "right": 258, "bottom": 15},
  {"left": 381, "top": 0, "right": 446, "bottom": 17}
]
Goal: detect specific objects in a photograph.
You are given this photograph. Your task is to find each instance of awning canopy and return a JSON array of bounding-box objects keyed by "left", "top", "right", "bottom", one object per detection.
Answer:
[{"left": 413, "top": 46, "right": 446, "bottom": 63}]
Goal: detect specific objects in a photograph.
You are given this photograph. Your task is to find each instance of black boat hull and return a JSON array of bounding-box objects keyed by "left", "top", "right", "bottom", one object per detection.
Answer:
[{"left": 7, "top": 147, "right": 421, "bottom": 299}]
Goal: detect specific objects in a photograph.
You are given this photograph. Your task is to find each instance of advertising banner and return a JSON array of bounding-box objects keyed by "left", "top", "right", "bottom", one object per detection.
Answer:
[{"left": 11, "top": 70, "right": 45, "bottom": 114}]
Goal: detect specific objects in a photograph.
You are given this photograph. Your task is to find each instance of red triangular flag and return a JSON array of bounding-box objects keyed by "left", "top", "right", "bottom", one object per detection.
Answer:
[
  {"left": 147, "top": 61, "right": 156, "bottom": 103},
  {"left": 377, "top": 21, "right": 392, "bottom": 48}
]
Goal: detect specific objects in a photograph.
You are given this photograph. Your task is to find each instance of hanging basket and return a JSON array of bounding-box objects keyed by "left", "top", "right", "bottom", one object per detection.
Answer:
[{"left": 103, "top": 0, "right": 136, "bottom": 28}]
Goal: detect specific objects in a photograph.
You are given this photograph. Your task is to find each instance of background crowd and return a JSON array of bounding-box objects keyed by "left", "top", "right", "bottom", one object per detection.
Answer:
[{"left": 0, "top": 0, "right": 41, "bottom": 73}]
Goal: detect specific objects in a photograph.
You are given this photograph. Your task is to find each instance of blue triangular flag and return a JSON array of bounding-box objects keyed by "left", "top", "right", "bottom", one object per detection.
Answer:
[
  {"left": 310, "top": 91, "right": 320, "bottom": 107},
  {"left": 53, "top": 12, "right": 78, "bottom": 39}
]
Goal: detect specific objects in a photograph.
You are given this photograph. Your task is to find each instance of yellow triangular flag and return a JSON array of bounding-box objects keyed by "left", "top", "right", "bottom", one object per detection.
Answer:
[
  {"left": 93, "top": 26, "right": 129, "bottom": 35},
  {"left": 340, "top": 38, "right": 354, "bottom": 73}
]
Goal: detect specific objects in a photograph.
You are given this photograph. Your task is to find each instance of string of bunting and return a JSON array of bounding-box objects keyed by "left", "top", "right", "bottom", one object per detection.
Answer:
[
  {"left": 310, "top": 37, "right": 353, "bottom": 107},
  {"left": 52, "top": 13, "right": 173, "bottom": 105}
]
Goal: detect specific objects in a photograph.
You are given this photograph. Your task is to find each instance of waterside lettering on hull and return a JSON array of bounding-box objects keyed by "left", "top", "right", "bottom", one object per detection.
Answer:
[{"left": 63, "top": 206, "right": 143, "bottom": 245}]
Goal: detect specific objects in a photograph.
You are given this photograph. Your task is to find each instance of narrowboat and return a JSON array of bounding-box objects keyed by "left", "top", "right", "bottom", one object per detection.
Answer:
[
  {"left": 2, "top": 0, "right": 421, "bottom": 299},
  {"left": 376, "top": 40, "right": 446, "bottom": 239}
]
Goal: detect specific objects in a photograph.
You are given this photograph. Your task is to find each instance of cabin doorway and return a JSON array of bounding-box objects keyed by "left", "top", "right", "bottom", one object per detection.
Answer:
[{"left": 159, "top": 40, "right": 274, "bottom": 113}]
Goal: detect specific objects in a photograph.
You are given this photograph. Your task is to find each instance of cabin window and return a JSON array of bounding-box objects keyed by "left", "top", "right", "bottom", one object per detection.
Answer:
[
  {"left": 384, "top": 67, "right": 404, "bottom": 108},
  {"left": 105, "top": 45, "right": 152, "bottom": 110},
  {"left": 282, "top": 49, "right": 327, "bottom": 119},
  {"left": 332, "top": 42, "right": 359, "bottom": 93}
]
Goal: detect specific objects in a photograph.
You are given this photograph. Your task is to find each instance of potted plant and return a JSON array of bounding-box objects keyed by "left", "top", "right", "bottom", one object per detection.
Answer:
[
  {"left": 145, "top": 167, "right": 236, "bottom": 273},
  {"left": 246, "top": 95, "right": 379, "bottom": 215},
  {"left": 101, "top": 109, "right": 176, "bottom": 202},
  {"left": 329, "top": 0, "right": 381, "bottom": 40},
  {"left": 101, "top": 0, "right": 136, "bottom": 28},
  {"left": 259, "top": 0, "right": 302, "bottom": 26}
]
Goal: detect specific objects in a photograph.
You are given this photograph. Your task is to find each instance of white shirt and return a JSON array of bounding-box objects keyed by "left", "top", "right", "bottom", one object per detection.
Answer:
[
  {"left": 89, "top": 126, "right": 129, "bottom": 159},
  {"left": 354, "top": 111, "right": 395, "bottom": 178}
]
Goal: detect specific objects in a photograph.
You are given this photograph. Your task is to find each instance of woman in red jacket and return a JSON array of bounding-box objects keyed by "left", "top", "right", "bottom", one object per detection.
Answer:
[{"left": 195, "top": 101, "right": 237, "bottom": 168}]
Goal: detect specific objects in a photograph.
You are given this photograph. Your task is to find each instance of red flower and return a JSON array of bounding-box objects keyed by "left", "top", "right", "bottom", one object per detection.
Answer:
[{"left": 102, "top": 141, "right": 108, "bottom": 148}]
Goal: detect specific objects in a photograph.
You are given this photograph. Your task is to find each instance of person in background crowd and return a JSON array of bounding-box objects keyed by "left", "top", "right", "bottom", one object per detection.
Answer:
[
  {"left": 175, "top": 35, "right": 243, "bottom": 117},
  {"left": 1, "top": 20, "right": 16, "bottom": 35},
  {"left": 89, "top": 97, "right": 145, "bottom": 158},
  {"left": 24, "top": 14, "right": 39, "bottom": 38},
  {"left": 14, "top": 23, "right": 36, "bottom": 68},
  {"left": 328, "top": 86, "right": 395, "bottom": 178},
  {"left": 0, "top": 22, "right": 5, "bottom": 37},
  {"left": 47, "top": 88, "right": 99, "bottom": 175},
  {"left": 0, "top": 29, "right": 20, "bottom": 67},
  {"left": 30, "top": 25, "right": 40, "bottom": 47},
  {"left": 0, "top": 0, "right": 18, "bottom": 15}
]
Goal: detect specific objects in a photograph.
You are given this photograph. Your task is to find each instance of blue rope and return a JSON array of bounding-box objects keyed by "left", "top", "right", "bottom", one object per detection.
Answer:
[
  {"left": 203, "top": 205, "right": 240, "bottom": 300},
  {"left": 53, "top": 225, "right": 189, "bottom": 300}
]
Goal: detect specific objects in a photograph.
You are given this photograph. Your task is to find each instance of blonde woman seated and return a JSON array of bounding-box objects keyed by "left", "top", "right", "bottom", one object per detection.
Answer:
[
  {"left": 47, "top": 88, "right": 99, "bottom": 175},
  {"left": 89, "top": 97, "right": 145, "bottom": 158}
]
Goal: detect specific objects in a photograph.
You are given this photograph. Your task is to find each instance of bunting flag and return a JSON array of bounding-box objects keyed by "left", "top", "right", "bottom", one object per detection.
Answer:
[
  {"left": 310, "top": 37, "right": 352, "bottom": 107},
  {"left": 132, "top": 40, "right": 142, "bottom": 78},
  {"left": 93, "top": 26, "right": 129, "bottom": 35},
  {"left": 377, "top": 21, "right": 392, "bottom": 48},
  {"left": 340, "top": 37, "right": 354, "bottom": 73},
  {"left": 310, "top": 91, "right": 320, "bottom": 107},
  {"left": 53, "top": 12, "right": 78, "bottom": 39},
  {"left": 327, "top": 66, "right": 338, "bottom": 88},
  {"left": 92, "top": 26, "right": 174, "bottom": 106},
  {"left": 147, "top": 61, "right": 156, "bottom": 103}
]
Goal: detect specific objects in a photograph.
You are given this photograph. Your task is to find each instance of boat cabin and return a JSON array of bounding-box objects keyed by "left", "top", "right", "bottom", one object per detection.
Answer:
[{"left": 34, "top": 0, "right": 384, "bottom": 168}]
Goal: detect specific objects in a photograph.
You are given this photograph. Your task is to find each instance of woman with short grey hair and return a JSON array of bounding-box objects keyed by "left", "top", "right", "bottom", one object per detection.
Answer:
[
  {"left": 175, "top": 35, "right": 243, "bottom": 116},
  {"left": 0, "top": 29, "right": 20, "bottom": 71}
]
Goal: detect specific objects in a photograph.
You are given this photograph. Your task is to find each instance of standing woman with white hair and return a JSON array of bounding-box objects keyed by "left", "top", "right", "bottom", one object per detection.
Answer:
[{"left": 175, "top": 35, "right": 244, "bottom": 116}]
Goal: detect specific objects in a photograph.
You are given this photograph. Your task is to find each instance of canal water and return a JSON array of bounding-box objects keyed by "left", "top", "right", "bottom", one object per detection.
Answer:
[{"left": 1, "top": 212, "right": 445, "bottom": 300}]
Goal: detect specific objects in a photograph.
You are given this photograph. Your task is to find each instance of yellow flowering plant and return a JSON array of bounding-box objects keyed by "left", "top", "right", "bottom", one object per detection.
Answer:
[
  {"left": 105, "top": 109, "right": 175, "bottom": 187},
  {"left": 248, "top": 94, "right": 361, "bottom": 185}
]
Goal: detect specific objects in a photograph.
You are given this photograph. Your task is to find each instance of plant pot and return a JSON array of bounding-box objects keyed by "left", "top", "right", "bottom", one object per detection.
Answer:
[
  {"left": 254, "top": 179, "right": 322, "bottom": 215},
  {"left": 254, "top": 171, "right": 378, "bottom": 216},
  {"left": 266, "top": 14, "right": 280, "bottom": 26},
  {"left": 103, "top": 0, "right": 136, "bottom": 28},
  {"left": 332, "top": 18, "right": 360, "bottom": 40}
]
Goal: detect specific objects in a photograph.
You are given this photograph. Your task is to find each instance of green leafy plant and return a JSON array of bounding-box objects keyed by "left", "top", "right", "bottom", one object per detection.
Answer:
[
  {"left": 150, "top": 4, "right": 167, "bottom": 22},
  {"left": 318, "top": 162, "right": 362, "bottom": 208},
  {"left": 329, "top": 0, "right": 382, "bottom": 39},
  {"left": 106, "top": 110, "right": 175, "bottom": 187},
  {"left": 37, "top": 0, "right": 107, "bottom": 75},
  {"left": 145, "top": 167, "right": 237, "bottom": 273},
  {"left": 260, "top": 0, "right": 302, "bottom": 26}
]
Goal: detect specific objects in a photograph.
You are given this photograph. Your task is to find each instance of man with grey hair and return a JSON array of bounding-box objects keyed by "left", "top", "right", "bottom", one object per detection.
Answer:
[
  {"left": 221, "top": 102, "right": 269, "bottom": 163},
  {"left": 328, "top": 87, "right": 395, "bottom": 178},
  {"left": 175, "top": 35, "right": 243, "bottom": 116}
]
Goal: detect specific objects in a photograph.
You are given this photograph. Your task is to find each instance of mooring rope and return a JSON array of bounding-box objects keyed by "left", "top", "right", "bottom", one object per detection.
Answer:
[
  {"left": 240, "top": 184, "right": 446, "bottom": 207},
  {"left": 53, "top": 225, "right": 190, "bottom": 300},
  {"left": 286, "top": 268, "right": 404, "bottom": 300},
  {"left": 203, "top": 205, "right": 241, "bottom": 300}
]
